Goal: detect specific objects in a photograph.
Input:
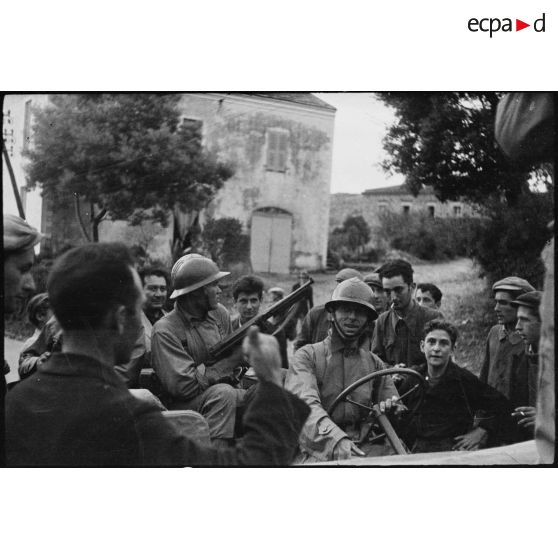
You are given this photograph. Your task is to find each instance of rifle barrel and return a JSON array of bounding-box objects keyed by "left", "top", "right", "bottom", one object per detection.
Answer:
[{"left": 208, "top": 278, "right": 313, "bottom": 361}]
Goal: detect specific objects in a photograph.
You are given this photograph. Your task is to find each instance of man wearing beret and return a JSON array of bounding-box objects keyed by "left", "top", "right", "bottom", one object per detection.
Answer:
[
  {"left": 464, "top": 276, "right": 536, "bottom": 449},
  {"left": 3, "top": 214, "right": 42, "bottom": 464},
  {"left": 294, "top": 268, "right": 364, "bottom": 351},
  {"left": 511, "top": 291, "right": 543, "bottom": 437}
]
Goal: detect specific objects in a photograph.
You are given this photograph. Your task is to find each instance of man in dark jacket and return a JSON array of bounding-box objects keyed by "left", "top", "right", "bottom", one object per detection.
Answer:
[
  {"left": 386, "top": 320, "right": 515, "bottom": 453},
  {"left": 6, "top": 243, "right": 309, "bottom": 467}
]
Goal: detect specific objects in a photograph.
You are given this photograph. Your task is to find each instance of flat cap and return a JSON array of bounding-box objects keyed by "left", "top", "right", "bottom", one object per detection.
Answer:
[
  {"left": 510, "top": 291, "right": 542, "bottom": 309},
  {"left": 492, "top": 276, "right": 535, "bottom": 295},
  {"left": 363, "top": 272, "right": 382, "bottom": 289},
  {"left": 3, "top": 214, "right": 42, "bottom": 253},
  {"left": 335, "top": 268, "right": 363, "bottom": 282}
]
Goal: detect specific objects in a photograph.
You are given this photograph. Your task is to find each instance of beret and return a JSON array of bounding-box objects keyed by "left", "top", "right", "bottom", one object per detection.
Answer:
[
  {"left": 335, "top": 268, "right": 363, "bottom": 282},
  {"left": 3, "top": 214, "right": 42, "bottom": 253},
  {"left": 363, "top": 272, "right": 382, "bottom": 288},
  {"left": 510, "top": 291, "right": 542, "bottom": 309},
  {"left": 492, "top": 276, "right": 535, "bottom": 294}
]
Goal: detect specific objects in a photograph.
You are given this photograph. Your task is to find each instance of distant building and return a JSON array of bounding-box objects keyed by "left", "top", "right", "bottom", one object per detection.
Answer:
[
  {"left": 2, "top": 94, "right": 49, "bottom": 248},
  {"left": 330, "top": 184, "right": 479, "bottom": 246},
  {"left": 4, "top": 93, "right": 336, "bottom": 272}
]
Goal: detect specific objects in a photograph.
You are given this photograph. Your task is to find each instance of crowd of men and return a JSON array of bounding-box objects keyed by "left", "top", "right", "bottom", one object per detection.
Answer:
[{"left": 3, "top": 211, "right": 553, "bottom": 466}]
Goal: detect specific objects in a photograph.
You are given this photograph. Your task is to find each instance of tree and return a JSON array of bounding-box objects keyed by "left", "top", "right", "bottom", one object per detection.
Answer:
[
  {"left": 202, "top": 217, "right": 250, "bottom": 268},
  {"left": 25, "top": 94, "right": 233, "bottom": 242},
  {"left": 343, "top": 214, "right": 370, "bottom": 255},
  {"left": 376, "top": 93, "right": 553, "bottom": 286},
  {"left": 376, "top": 93, "right": 543, "bottom": 206}
]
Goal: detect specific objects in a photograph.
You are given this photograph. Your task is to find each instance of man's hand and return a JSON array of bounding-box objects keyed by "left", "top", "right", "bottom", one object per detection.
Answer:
[
  {"left": 391, "top": 364, "right": 407, "bottom": 386},
  {"left": 452, "top": 427, "right": 488, "bottom": 451},
  {"left": 378, "top": 395, "right": 407, "bottom": 416},
  {"left": 332, "top": 437, "right": 365, "bottom": 460},
  {"left": 512, "top": 406, "right": 536, "bottom": 430},
  {"left": 242, "top": 326, "right": 283, "bottom": 386},
  {"left": 37, "top": 352, "right": 51, "bottom": 367}
]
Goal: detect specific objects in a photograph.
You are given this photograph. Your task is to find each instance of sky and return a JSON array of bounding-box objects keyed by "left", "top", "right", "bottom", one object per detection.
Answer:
[{"left": 314, "top": 93, "right": 405, "bottom": 195}]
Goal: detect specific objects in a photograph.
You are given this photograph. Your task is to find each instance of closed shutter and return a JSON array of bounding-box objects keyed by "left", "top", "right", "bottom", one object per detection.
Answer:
[{"left": 266, "top": 130, "right": 288, "bottom": 171}]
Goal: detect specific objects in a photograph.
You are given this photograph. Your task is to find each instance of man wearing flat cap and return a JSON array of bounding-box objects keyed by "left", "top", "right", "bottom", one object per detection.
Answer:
[
  {"left": 464, "top": 276, "right": 536, "bottom": 449},
  {"left": 151, "top": 254, "right": 249, "bottom": 448},
  {"left": 363, "top": 272, "right": 388, "bottom": 314},
  {"left": 294, "top": 268, "right": 364, "bottom": 351},
  {"left": 510, "top": 291, "right": 543, "bottom": 437}
]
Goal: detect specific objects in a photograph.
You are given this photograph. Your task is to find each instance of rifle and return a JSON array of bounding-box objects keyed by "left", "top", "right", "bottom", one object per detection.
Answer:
[{"left": 207, "top": 278, "right": 314, "bottom": 363}]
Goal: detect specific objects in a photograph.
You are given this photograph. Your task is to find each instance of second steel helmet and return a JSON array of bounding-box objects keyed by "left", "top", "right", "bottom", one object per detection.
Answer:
[
  {"left": 325, "top": 277, "right": 378, "bottom": 320},
  {"left": 170, "top": 255, "right": 230, "bottom": 300}
]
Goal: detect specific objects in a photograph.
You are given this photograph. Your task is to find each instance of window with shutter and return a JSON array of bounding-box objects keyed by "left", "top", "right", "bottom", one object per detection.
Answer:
[{"left": 266, "top": 129, "right": 288, "bottom": 172}]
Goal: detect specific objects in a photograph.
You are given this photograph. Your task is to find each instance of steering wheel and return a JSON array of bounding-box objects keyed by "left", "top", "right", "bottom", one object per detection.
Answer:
[{"left": 327, "top": 367, "right": 427, "bottom": 455}]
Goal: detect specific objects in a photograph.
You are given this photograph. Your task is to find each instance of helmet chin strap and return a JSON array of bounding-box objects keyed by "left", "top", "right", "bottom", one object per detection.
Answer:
[{"left": 332, "top": 317, "right": 366, "bottom": 341}]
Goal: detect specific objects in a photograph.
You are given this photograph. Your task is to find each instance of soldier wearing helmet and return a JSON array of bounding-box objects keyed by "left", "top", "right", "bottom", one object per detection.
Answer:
[
  {"left": 284, "top": 278, "right": 398, "bottom": 462},
  {"left": 151, "top": 255, "right": 249, "bottom": 448},
  {"left": 293, "top": 267, "right": 364, "bottom": 351}
]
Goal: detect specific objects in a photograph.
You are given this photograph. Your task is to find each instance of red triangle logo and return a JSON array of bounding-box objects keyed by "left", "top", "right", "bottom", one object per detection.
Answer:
[{"left": 516, "top": 19, "right": 530, "bottom": 31}]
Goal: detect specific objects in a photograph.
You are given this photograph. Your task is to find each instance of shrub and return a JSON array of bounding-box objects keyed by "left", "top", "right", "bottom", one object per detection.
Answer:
[
  {"left": 202, "top": 217, "right": 250, "bottom": 268},
  {"left": 470, "top": 192, "right": 553, "bottom": 288},
  {"left": 377, "top": 210, "right": 482, "bottom": 261}
]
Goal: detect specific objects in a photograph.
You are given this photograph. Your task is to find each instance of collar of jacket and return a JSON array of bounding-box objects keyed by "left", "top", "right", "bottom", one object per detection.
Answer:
[
  {"left": 39, "top": 352, "right": 125, "bottom": 388},
  {"left": 497, "top": 324, "right": 523, "bottom": 345},
  {"left": 329, "top": 324, "right": 365, "bottom": 355},
  {"left": 144, "top": 307, "right": 167, "bottom": 325},
  {"left": 416, "top": 360, "right": 459, "bottom": 384},
  {"left": 389, "top": 298, "right": 421, "bottom": 329},
  {"left": 175, "top": 303, "right": 211, "bottom": 327}
]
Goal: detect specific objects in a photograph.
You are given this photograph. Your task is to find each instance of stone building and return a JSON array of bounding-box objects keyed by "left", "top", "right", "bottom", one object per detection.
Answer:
[
  {"left": 174, "top": 93, "right": 336, "bottom": 272},
  {"left": 4, "top": 93, "right": 336, "bottom": 273},
  {"left": 2, "top": 94, "right": 49, "bottom": 246},
  {"left": 330, "top": 183, "right": 479, "bottom": 246}
]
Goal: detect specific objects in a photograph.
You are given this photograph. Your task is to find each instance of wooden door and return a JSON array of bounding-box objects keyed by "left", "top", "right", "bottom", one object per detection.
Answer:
[{"left": 250, "top": 211, "right": 292, "bottom": 273}]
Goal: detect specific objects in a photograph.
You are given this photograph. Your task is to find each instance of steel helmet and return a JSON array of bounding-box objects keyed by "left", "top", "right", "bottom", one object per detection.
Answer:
[
  {"left": 171, "top": 253, "right": 205, "bottom": 286},
  {"left": 325, "top": 277, "right": 378, "bottom": 320},
  {"left": 335, "top": 267, "right": 363, "bottom": 283},
  {"left": 170, "top": 255, "right": 230, "bottom": 300}
]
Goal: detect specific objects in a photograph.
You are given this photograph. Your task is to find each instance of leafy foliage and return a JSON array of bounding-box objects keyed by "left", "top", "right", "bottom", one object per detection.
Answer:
[
  {"left": 470, "top": 192, "right": 553, "bottom": 288},
  {"left": 342, "top": 214, "right": 371, "bottom": 253},
  {"left": 376, "top": 210, "right": 483, "bottom": 261},
  {"left": 328, "top": 214, "right": 371, "bottom": 261},
  {"left": 376, "top": 93, "right": 537, "bottom": 206},
  {"left": 25, "top": 94, "right": 233, "bottom": 239},
  {"left": 376, "top": 92, "right": 554, "bottom": 285},
  {"left": 202, "top": 217, "right": 250, "bottom": 268}
]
